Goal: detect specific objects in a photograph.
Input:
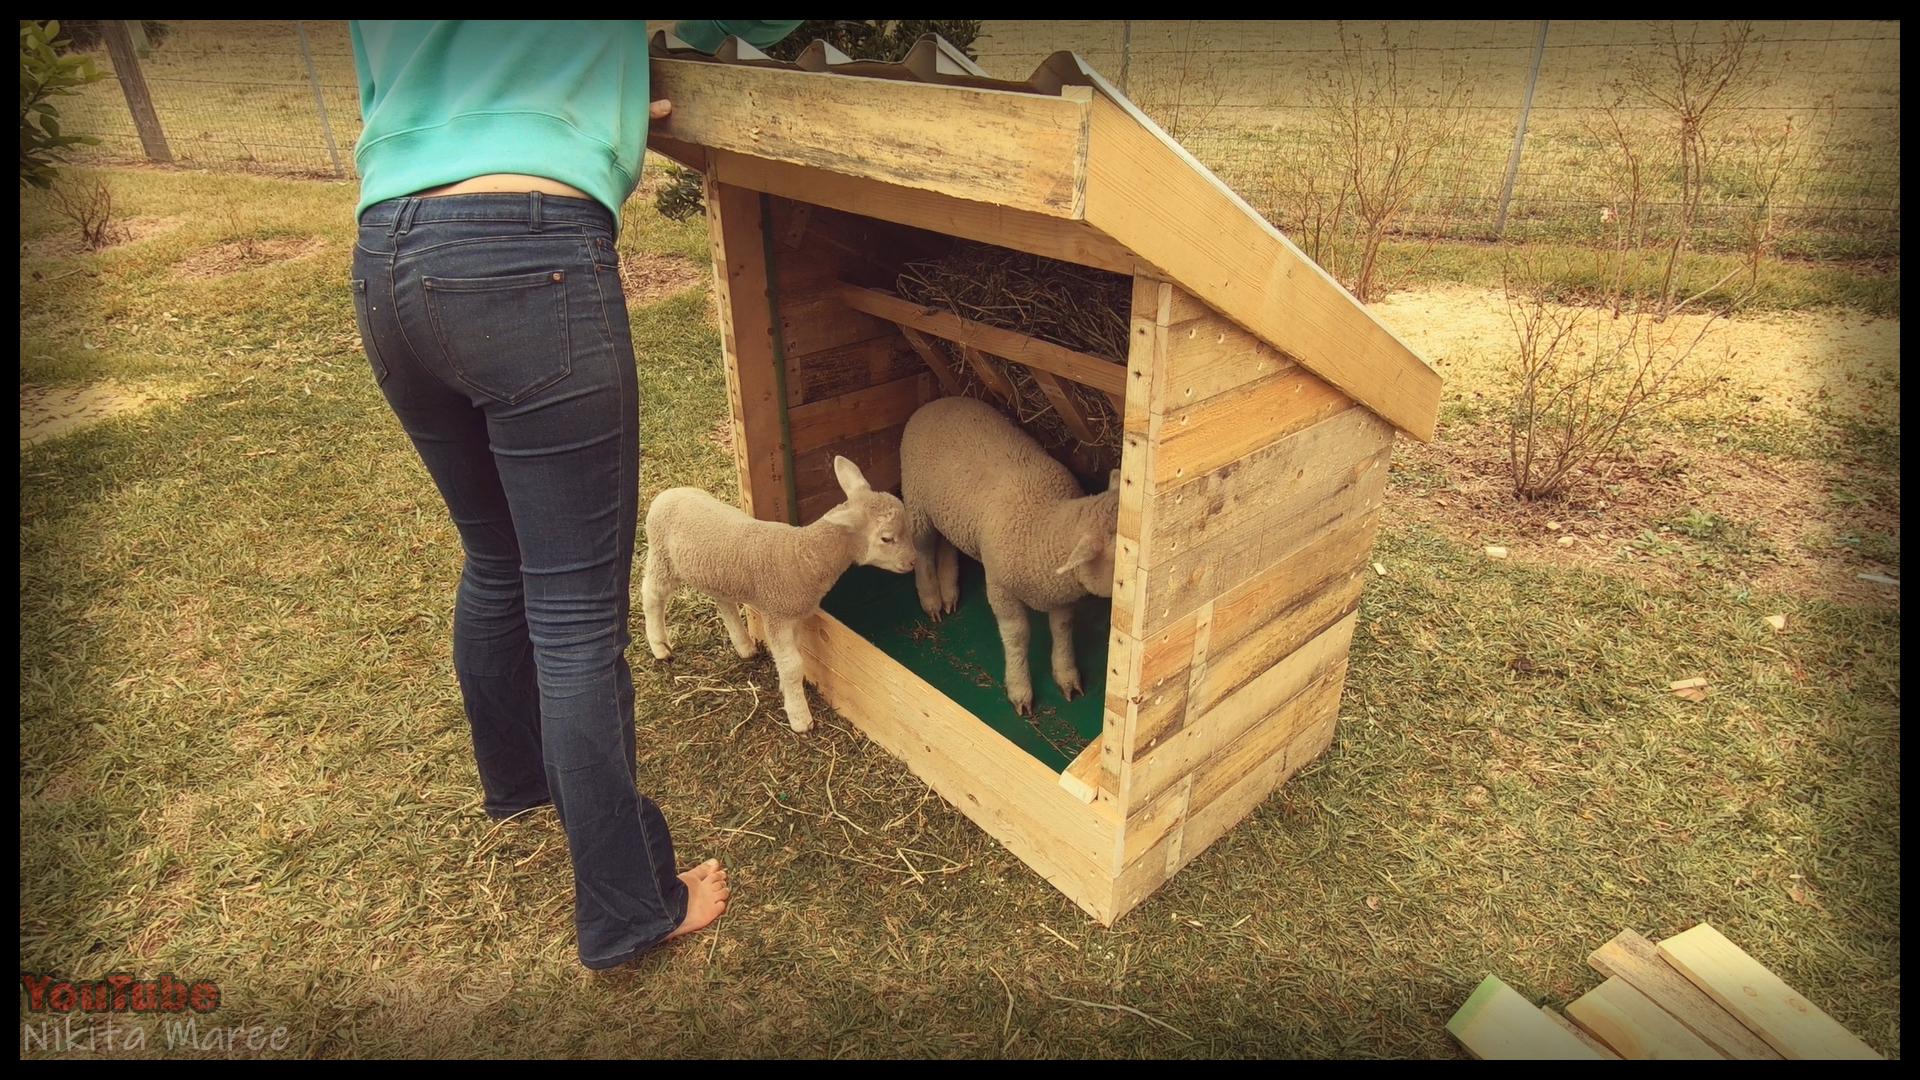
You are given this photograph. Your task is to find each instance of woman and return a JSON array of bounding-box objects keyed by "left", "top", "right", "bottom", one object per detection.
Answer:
[{"left": 347, "top": 20, "right": 801, "bottom": 970}]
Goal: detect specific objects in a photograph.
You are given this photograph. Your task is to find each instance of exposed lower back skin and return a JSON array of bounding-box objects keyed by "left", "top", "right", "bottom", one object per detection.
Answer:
[{"left": 414, "top": 174, "right": 597, "bottom": 201}]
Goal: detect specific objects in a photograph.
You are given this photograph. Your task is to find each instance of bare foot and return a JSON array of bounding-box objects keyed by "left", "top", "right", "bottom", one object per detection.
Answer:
[{"left": 662, "top": 858, "right": 731, "bottom": 943}]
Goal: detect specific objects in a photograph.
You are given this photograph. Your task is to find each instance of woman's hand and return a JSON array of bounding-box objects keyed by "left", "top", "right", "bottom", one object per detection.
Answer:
[{"left": 650, "top": 99, "right": 672, "bottom": 121}]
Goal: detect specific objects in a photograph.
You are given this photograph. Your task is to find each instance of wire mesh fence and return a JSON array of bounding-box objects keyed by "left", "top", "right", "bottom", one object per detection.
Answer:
[{"left": 56, "top": 20, "right": 1901, "bottom": 258}]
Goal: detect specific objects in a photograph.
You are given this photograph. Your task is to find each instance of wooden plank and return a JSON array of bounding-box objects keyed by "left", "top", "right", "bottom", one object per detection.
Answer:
[
  {"left": 1191, "top": 559, "right": 1368, "bottom": 720},
  {"left": 1137, "top": 447, "right": 1390, "bottom": 637},
  {"left": 957, "top": 344, "right": 1017, "bottom": 404},
  {"left": 1186, "top": 660, "right": 1344, "bottom": 816},
  {"left": 1566, "top": 977, "right": 1726, "bottom": 1059},
  {"left": 1058, "top": 738, "right": 1106, "bottom": 803},
  {"left": 1446, "top": 975, "right": 1611, "bottom": 1060},
  {"left": 778, "top": 281, "right": 895, "bottom": 358},
  {"left": 1588, "top": 929, "right": 1784, "bottom": 1059},
  {"left": 1150, "top": 367, "right": 1354, "bottom": 490},
  {"left": 706, "top": 178, "right": 792, "bottom": 523},
  {"left": 1539, "top": 1007, "right": 1622, "bottom": 1059},
  {"left": 1148, "top": 405, "right": 1394, "bottom": 563},
  {"left": 1126, "top": 611, "right": 1355, "bottom": 809},
  {"left": 899, "top": 327, "right": 964, "bottom": 396},
  {"left": 703, "top": 149, "right": 1137, "bottom": 275},
  {"left": 1162, "top": 315, "right": 1295, "bottom": 411},
  {"left": 651, "top": 58, "right": 1092, "bottom": 217},
  {"left": 836, "top": 285, "right": 1129, "bottom": 397},
  {"left": 1657, "top": 923, "right": 1883, "bottom": 1060},
  {"left": 799, "top": 613, "right": 1120, "bottom": 922},
  {"left": 791, "top": 426, "right": 906, "bottom": 524},
  {"left": 1109, "top": 704, "right": 1337, "bottom": 920},
  {"left": 1032, "top": 370, "right": 1100, "bottom": 444},
  {"left": 647, "top": 132, "right": 708, "bottom": 172},
  {"left": 1163, "top": 285, "right": 1209, "bottom": 325},
  {"left": 786, "top": 335, "right": 919, "bottom": 408},
  {"left": 1082, "top": 92, "right": 1441, "bottom": 441},
  {"left": 1123, "top": 609, "right": 1200, "bottom": 761},
  {"left": 788, "top": 373, "right": 932, "bottom": 453}
]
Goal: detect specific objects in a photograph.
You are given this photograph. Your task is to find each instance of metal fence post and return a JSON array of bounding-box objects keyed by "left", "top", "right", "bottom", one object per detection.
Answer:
[
  {"left": 102, "top": 20, "right": 172, "bottom": 163},
  {"left": 124, "top": 20, "right": 149, "bottom": 57},
  {"left": 1118, "top": 21, "right": 1133, "bottom": 94},
  {"left": 1493, "top": 20, "right": 1550, "bottom": 240},
  {"left": 294, "top": 22, "right": 346, "bottom": 177}
]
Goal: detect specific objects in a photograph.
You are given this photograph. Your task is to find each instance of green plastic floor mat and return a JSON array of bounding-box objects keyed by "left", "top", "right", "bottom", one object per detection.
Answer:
[{"left": 820, "top": 558, "right": 1109, "bottom": 773}]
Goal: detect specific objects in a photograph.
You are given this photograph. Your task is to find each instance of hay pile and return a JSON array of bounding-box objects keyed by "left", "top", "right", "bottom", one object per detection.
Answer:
[{"left": 895, "top": 243, "right": 1130, "bottom": 476}]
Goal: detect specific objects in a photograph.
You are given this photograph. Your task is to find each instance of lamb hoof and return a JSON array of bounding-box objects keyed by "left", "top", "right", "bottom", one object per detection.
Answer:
[
  {"left": 649, "top": 645, "right": 673, "bottom": 661},
  {"left": 787, "top": 713, "right": 815, "bottom": 733},
  {"left": 734, "top": 641, "right": 757, "bottom": 659}
]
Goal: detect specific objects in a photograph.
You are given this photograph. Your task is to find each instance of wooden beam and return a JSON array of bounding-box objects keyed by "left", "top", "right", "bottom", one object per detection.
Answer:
[
  {"left": 1657, "top": 924, "right": 1882, "bottom": 1060},
  {"left": 1446, "top": 975, "right": 1611, "bottom": 1060},
  {"left": 836, "top": 284, "right": 1127, "bottom": 396},
  {"left": 1588, "top": 929, "right": 1783, "bottom": 1059},
  {"left": 898, "top": 327, "right": 964, "bottom": 396},
  {"left": 1082, "top": 93, "right": 1441, "bottom": 441},
  {"left": 706, "top": 178, "right": 792, "bottom": 523},
  {"left": 1032, "top": 370, "right": 1100, "bottom": 443},
  {"left": 651, "top": 58, "right": 1092, "bottom": 218},
  {"left": 702, "top": 149, "right": 1138, "bottom": 275}
]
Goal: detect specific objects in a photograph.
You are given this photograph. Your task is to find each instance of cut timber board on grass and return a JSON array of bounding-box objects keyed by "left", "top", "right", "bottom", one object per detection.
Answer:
[
  {"left": 836, "top": 284, "right": 1128, "bottom": 397},
  {"left": 1587, "top": 929, "right": 1783, "bottom": 1059},
  {"left": 1656, "top": 923, "right": 1884, "bottom": 1060},
  {"left": 1566, "top": 977, "right": 1726, "bottom": 1059},
  {"left": 1446, "top": 975, "right": 1611, "bottom": 1060},
  {"left": 1538, "top": 1007, "right": 1622, "bottom": 1059}
]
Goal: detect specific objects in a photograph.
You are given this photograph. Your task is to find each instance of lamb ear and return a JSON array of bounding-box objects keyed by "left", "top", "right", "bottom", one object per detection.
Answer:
[
  {"left": 1053, "top": 531, "right": 1105, "bottom": 576},
  {"left": 1107, "top": 468, "right": 1122, "bottom": 493},
  {"left": 821, "top": 501, "right": 863, "bottom": 529},
  {"left": 833, "top": 455, "right": 871, "bottom": 497}
]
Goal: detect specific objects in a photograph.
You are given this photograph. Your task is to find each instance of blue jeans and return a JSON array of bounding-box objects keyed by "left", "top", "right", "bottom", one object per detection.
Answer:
[{"left": 350, "top": 192, "right": 688, "bottom": 969}]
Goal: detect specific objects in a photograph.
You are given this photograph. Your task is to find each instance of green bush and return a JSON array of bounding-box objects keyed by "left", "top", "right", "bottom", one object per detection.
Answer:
[{"left": 19, "top": 19, "right": 107, "bottom": 189}]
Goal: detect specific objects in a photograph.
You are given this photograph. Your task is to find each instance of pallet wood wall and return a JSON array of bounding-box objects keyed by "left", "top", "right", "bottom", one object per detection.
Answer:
[
  {"left": 1104, "top": 278, "right": 1394, "bottom": 920},
  {"left": 759, "top": 195, "right": 948, "bottom": 523}
]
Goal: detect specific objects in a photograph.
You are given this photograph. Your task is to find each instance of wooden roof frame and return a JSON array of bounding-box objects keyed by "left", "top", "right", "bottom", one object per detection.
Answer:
[{"left": 646, "top": 32, "right": 1442, "bottom": 441}]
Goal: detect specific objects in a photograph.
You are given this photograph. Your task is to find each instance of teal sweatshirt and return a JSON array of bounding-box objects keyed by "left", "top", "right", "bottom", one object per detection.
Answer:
[{"left": 349, "top": 20, "right": 802, "bottom": 223}]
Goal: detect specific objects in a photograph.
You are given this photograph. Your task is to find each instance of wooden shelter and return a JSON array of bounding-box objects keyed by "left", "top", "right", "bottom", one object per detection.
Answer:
[{"left": 647, "top": 32, "right": 1442, "bottom": 924}]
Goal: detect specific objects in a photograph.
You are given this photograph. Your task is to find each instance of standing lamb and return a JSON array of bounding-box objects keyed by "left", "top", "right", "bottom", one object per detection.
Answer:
[
  {"left": 899, "top": 396, "right": 1120, "bottom": 715},
  {"left": 642, "top": 456, "right": 915, "bottom": 732}
]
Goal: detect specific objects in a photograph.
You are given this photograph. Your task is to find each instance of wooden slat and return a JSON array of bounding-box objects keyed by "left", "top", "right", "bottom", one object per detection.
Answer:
[
  {"left": 1566, "top": 977, "right": 1726, "bottom": 1059},
  {"left": 1058, "top": 738, "right": 1106, "bottom": 803},
  {"left": 651, "top": 58, "right": 1092, "bottom": 218},
  {"left": 799, "top": 612, "right": 1120, "bottom": 922},
  {"left": 1148, "top": 405, "right": 1393, "bottom": 565},
  {"left": 1150, "top": 367, "right": 1354, "bottom": 490},
  {"left": 898, "top": 327, "right": 964, "bottom": 396},
  {"left": 788, "top": 373, "right": 932, "bottom": 452},
  {"left": 1539, "top": 1007, "right": 1622, "bottom": 1059},
  {"left": 1162, "top": 315, "right": 1295, "bottom": 412},
  {"left": 1032, "top": 370, "right": 1100, "bottom": 443},
  {"left": 702, "top": 148, "right": 1137, "bottom": 275},
  {"left": 1082, "top": 92, "right": 1441, "bottom": 441},
  {"left": 791, "top": 426, "right": 906, "bottom": 525},
  {"left": 957, "top": 344, "right": 1017, "bottom": 404},
  {"left": 1446, "top": 975, "right": 1611, "bottom": 1060},
  {"left": 1126, "top": 610, "right": 1355, "bottom": 809},
  {"left": 1137, "top": 446, "right": 1390, "bottom": 637},
  {"left": 1588, "top": 929, "right": 1784, "bottom": 1059},
  {"left": 836, "top": 284, "right": 1128, "bottom": 397},
  {"left": 706, "top": 178, "right": 791, "bottom": 523},
  {"left": 1657, "top": 923, "right": 1883, "bottom": 1060},
  {"left": 1186, "top": 660, "right": 1344, "bottom": 816},
  {"left": 785, "top": 335, "right": 919, "bottom": 407},
  {"left": 1109, "top": 696, "right": 1334, "bottom": 918}
]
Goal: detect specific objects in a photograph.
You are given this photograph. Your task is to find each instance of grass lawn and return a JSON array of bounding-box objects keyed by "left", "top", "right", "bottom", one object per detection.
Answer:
[{"left": 18, "top": 167, "right": 1901, "bottom": 1058}]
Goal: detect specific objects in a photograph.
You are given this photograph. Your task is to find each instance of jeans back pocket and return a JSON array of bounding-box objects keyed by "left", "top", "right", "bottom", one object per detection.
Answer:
[
  {"left": 423, "top": 269, "right": 573, "bottom": 404},
  {"left": 350, "top": 278, "right": 391, "bottom": 385}
]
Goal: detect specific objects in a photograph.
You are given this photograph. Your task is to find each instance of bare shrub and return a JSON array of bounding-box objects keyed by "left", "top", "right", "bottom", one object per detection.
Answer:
[
  {"left": 1502, "top": 23, "right": 1793, "bottom": 501},
  {"left": 1277, "top": 24, "right": 1473, "bottom": 303},
  {"left": 47, "top": 176, "right": 124, "bottom": 250}
]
